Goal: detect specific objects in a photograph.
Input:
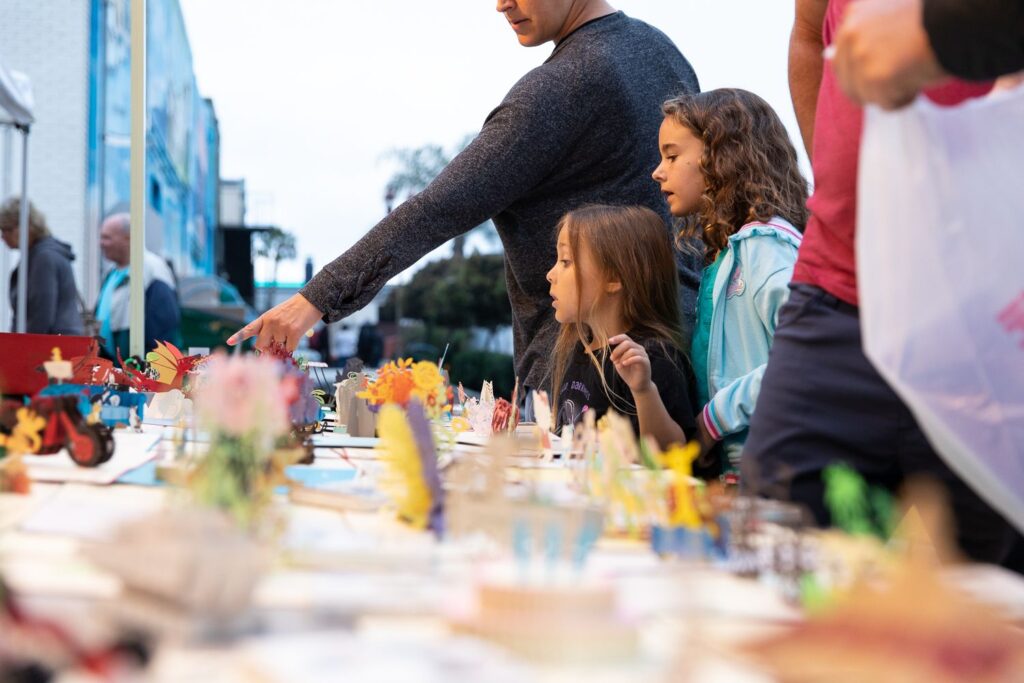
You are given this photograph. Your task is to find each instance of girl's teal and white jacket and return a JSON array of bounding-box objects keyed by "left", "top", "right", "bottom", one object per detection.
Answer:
[{"left": 699, "top": 217, "right": 802, "bottom": 467}]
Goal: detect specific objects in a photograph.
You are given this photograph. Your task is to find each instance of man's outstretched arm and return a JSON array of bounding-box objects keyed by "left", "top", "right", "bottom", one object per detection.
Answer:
[{"left": 229, "top": 77, "right": 584, "bottom": 351}]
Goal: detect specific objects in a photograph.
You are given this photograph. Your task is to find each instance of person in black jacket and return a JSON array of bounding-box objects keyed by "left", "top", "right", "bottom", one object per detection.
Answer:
[
  {"left": 831, "top": 0, "right": 1024, "bottom": 108},
  {"left": 0, "top": 197, "right": 84, "bottom": 335}
]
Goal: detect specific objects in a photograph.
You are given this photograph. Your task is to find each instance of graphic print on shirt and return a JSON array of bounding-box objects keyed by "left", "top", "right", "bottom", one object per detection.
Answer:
[
  {"left": 727, "top": 265, "right": 746, "bottom": 299},
  {"left": 558, "top": 379, "right": 592, "bottom": 428}
]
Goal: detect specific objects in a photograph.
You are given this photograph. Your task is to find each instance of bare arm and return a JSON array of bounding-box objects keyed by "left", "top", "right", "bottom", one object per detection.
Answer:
[
  {"left": 789, "top": 0, "right": 829, "bottom": 159},
  {"left": 609, "top": 335, "right": 688, "bottom": 450}
]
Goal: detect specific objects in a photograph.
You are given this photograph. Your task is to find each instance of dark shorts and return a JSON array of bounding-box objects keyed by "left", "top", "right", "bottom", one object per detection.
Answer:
[{"left": 743, "top": 283, "right": 1015, "bottom": 564}]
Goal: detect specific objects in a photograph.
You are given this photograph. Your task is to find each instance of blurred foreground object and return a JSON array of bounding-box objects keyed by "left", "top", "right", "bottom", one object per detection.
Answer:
[{"left": 857, "top": 81, "right": 1024, "bottom": 532}]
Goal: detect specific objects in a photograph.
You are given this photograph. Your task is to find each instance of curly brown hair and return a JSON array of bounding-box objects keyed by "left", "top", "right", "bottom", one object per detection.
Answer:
[{"left": 662, "top": 88, "right": 809, "bottom": 264}]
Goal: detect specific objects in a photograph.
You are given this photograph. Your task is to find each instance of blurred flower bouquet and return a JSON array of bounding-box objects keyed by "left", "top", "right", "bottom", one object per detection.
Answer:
[
  {"left": 359, "top": 359, "right": 452, "bottom": 420},
  {"left": 190, "top": 354, "right": 297, "bottom": 528}
]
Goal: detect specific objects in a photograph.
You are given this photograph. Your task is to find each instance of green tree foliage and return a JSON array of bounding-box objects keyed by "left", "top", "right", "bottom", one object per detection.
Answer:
[{"left": 392, "top": 252, "right": 509, "bottom": 332}]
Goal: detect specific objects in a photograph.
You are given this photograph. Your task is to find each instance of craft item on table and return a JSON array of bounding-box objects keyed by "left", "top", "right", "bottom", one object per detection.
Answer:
[
  {"left": 491, "top": 399, "right": 517, "bottom": 433},
  {"left": 559, "top": 424, "right": 573, "bottom": 460},
  {"left": 40, "top": 384, "right": 151, "bottom": 429},
  {"left": 41, "top": 347, "right": 73, "bottom": 382},
  {"left": 83, "top": 510, "right": 268, "bottom": 639},
  {"left": 7, "top": 358, "right": 116, "bottom": 467},
  {"left": 335, "top": 372, "right": 377, "bottom": 438},
  {"left": 446, "top": 438, "right": 604, "bottom": 572},
  {"left": 650, "top": 442, "right": 721, "bottom": 559},
  {"left": 451, "top": 577, "right": 638, "bottom": 664},
  {"left": 587, "top": 411, "right": 652, "bottom": 536},
  {"left": 376, "top": 400, "right": 444, "bottom": 535},
  {"left": 489, "top": 376, "right": 520, "bottom": 436},
  {"left": 117, "top": 341, "right": 207, "bottom": 395},
  {"left": 742, "top": 555, "right": 1024, "bottom": 682},
  {"left": 262, "top": 339, "right": 298, "bottom": 365},
  {"left": 720, "top": 496, "right": 814, "bottom": 589},
  {"left": 146, "top": 389, "right": 190, "bottom": 422},
  {"left": 466, "top": 393, "right": 496, "bottom": 436},
  {"left": 808, "top": 480, "right": 956, "bottom": 607},
  {"left": 359, "top": 358, "right": 451, "bottom": 420},
  {"left": 0, "top": 572, "right": 150, "bottom": 679},
  {"left": 450, "top": 416, "right": 470, "bottom": 433},
  {"left": 531, "top": 390, "right": 554, "bottom": 460},
  {"left": 0, "top": 407, "right": 43, "bottom": 493},
  {"left": 189, "top": 354, "right": 295, "bottom": 528},
  {"left": 280, "top": 362, "right": 323, "bottom": 432},
  {"left": 824, "top": 462, "right": 897, "bottom": 540}
]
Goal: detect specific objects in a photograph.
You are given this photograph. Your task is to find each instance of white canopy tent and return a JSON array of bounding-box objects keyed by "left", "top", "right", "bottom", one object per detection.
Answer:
[{"left": 0, "top": 51, "right": 35, "bottom": 333}]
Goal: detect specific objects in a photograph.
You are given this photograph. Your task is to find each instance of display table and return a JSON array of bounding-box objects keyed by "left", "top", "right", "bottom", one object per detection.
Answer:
[{"left": 2, "top": 423, "right": 1022, "bottom": 682}]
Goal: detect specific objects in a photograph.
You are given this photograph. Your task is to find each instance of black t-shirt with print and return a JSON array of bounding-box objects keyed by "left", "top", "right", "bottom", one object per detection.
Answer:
[{"left": 555, "top": 336, "right": 697, "bottom": 441}]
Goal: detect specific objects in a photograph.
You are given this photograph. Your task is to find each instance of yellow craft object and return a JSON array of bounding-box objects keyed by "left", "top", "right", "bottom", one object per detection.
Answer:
[
  {"left": 663, "top": 442, "right": 702, "bottom": 529},
  {"left": 376, "top": 404, "right": 432, "bottom": 530},
  {"left": 146, "top": 340, "right": 185, "bottom": 385},
  {"left": 5, "top": 408, "right": 46, "bottom": 455}
]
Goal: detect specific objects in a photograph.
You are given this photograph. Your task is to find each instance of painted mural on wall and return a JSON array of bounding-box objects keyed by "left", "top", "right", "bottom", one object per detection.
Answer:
[{"left": 87, "top": 0, "right": 218, "bottom": 277}]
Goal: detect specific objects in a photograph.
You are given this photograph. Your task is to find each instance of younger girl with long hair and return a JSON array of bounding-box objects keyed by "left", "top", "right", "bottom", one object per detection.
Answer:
[
  {"left": 547, "top": 204, "right": 696, "bottom": 449},
  {"left": 652, "top": 88, "right": 809, "bottom": 473}
]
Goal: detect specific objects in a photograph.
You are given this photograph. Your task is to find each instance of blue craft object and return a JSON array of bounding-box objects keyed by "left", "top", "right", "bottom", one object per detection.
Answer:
[
  {"left": 651, "top": 525, "right": 722, "bottom": 560},
  {"left": 38, "top": 384, "right": 147, "bottom": 427}
]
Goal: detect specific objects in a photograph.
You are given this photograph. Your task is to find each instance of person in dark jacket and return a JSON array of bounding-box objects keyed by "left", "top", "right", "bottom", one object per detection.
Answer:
[
  {"left": 831, "top": 0, "right": 1024, "bottom": 109},
  {"left": 0, "top": 197, "right": 84, "bottom": 335}
]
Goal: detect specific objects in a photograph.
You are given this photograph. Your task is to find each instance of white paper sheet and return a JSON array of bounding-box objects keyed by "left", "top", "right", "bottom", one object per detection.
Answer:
[
  {"left": 23, "top": 430, "right": 161, "bottom": 484},
  {"left": 18, "top": 482, "right": 166, "bottom": 540}
]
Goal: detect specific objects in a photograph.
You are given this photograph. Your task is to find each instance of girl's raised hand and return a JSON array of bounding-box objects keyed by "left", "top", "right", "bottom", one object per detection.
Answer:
[{"left": 609, "top": 334, "right": 654, "bottom": 395}]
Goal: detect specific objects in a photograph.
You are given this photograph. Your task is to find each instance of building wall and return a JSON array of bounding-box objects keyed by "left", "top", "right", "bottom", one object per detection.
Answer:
[
  {"left": 0, "top": 0, "right": 219, "bottom": 328},
  {"left": 98, "top": 0, "right": 216, "bottom": 280},
  {"left": 0, "top": 0, "right": 92, "bottom": 313}
]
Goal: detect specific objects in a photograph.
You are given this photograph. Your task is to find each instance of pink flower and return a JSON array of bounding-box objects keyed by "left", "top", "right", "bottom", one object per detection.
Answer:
[{"left": 194, "top": 354, "right": 291, "bottom": 444}]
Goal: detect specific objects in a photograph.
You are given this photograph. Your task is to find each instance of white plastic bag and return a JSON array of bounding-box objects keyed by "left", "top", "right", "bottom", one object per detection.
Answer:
[{"left": 857, "top": 86, "right": 1024, "bottom": 532}]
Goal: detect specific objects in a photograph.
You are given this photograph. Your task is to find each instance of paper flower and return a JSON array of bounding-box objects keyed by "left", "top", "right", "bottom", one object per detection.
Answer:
[
  {"left": 359, "top": 359, "right": 450, "bottom": 419},
  {"left": 377, "top": 401, "right": 440, "bottom": 531},
  {"left": 194, "top": 354, "right": 291, "bottom": 448}
]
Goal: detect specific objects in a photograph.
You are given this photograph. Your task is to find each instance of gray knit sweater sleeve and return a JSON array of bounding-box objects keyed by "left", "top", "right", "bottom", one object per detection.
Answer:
[{"left": 300, "top": 70, "right": 582, "bottom": 322}]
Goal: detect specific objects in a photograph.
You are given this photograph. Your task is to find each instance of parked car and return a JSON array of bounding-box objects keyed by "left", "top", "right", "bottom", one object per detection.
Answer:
[{"left": 179, "top": 276, "right": 257, "bottom": 352}]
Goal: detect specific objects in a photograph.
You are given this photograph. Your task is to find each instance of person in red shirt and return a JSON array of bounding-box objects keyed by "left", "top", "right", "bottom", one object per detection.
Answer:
[{"left": 742, "top": 0, "right": 1015, "bottom": 564}]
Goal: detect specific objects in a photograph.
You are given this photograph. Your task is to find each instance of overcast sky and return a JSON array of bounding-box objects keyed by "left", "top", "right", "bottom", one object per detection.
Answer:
[{"left": 179, "top": 0, "right": 800, "bottom": 285}]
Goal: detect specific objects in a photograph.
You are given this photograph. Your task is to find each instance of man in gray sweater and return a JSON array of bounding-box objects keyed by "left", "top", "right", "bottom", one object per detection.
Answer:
[{"left": 229, "top": 0, "right": 700, "bottom": 395}]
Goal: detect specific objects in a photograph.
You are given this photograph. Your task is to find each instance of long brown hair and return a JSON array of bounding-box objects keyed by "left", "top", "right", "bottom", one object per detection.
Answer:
[
  {"left": 549, "top": 204, "right": 683, "bottom": 423},
  {"left": 662, "top": 88, "right": 809, "bottom": 264}
]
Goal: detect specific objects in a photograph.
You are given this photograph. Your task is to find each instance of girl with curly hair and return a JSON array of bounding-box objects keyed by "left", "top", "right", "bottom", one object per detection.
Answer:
[{"left": 652, "top": 88, "right": 809, "bottom": 474}]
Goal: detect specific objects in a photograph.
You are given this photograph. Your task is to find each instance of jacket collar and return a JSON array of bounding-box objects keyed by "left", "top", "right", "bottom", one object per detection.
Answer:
[{"left": 728, "top": 217, "right": 803, "bottom": 249}]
